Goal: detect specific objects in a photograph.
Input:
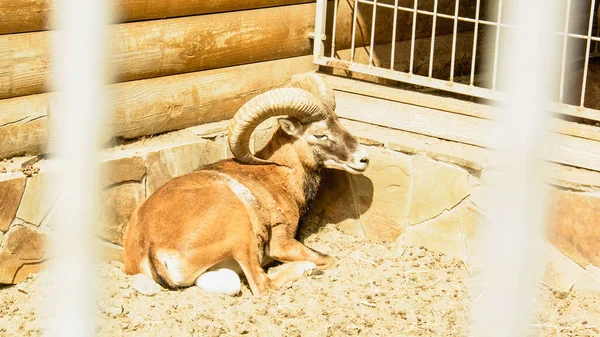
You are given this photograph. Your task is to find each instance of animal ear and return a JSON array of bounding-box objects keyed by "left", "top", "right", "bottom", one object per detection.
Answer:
[{"left": 278, "top": 118, "right": 301, "bottom": 136}]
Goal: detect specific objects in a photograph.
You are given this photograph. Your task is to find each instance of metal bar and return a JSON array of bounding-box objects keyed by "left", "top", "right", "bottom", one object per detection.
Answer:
[
  {"left": 355, "top": 0, "right": 512, "bottom": 28},
  {"left": 316, "top": 56, "right": 508, "bottom": 100},
  {"left": 369, "top": 0, "right": 378, "bottom": 65},
  {"left": 316, "top": 55, "right": 600, "bottom": 122},
  {"left": 470, "top": 0, "right": 481, "bottom": 85},
  {"left": 409, "top": 0, "right": 418, "bottom": 73},
  {"left": 390, "top": 0, "right": 399, "bottom": 69},
  {"left": 580, "top": 0, "right": 597, "bottom": 107},
  {"left": 47, "top": 0, "right": 109, "bottom": 336},
  {"left": 558, "top": 0, "right": 572, "bottom": 103},
  {"left": 428, "top": 0, "right": 439, "bottom": 78},
  {"left": 449, "top": 0, "right": 460, "bottom": 81},
  {"left": 331, "top": 0, "right": 339, "bottom": 58},
  {"left": 345, "top": 5, "right": 592, "bottom": 43},
  {"left": 313, "top": 0, "right": 328, "bottom": 61},
  {"left": 546, "top": 101, "right": 600, "bottom": 122},
  {"left": 596, "top": 4, "right": 600, "bottom": 54},
  {"left": 491, "top": 0, "right": 504, "bottom": 89},
  {"left": 471, "top": 0, "right": 557, "bottom": 334},
  {"left": 355, "top": 0, "right": 597, "bottom": 37},
  {"left": 350, "top": 0, "right": 359, "bottom": 61},
  {"left": 558, "top": 32, "right": 600, "bottom": 42}
]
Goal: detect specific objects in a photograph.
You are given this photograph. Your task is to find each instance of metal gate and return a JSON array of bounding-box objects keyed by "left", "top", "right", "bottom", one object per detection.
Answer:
[{"left": 313, "top": 0, "right": 600, "bottom": 122}]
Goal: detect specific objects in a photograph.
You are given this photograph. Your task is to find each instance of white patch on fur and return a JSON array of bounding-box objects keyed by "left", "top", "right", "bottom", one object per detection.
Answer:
[
  {"left": 156, "top": 251, "right": 186, "bottom": 284},
  {"left": 213, "top": 172, "right": 263, "bottom": 240},
  {"left": 140, "top": 257, "right": 152, "bottom": 278},
  {"left": 215, "top": 173, "right": 257, "bottom": 206},
  {"left": 196, "top": 268, "right": 241, "bottom": 296}
]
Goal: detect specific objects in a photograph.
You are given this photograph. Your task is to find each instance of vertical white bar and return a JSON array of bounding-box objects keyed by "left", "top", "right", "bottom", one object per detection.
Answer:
[
  {"left": 46, "top": 0, "right": 110, "bottom": 336},
  {"left": 580, "top": 0, "right": 597, "bottom": 107},
  {"left": 469, "top": 0, "right": 481, "bottom": 85},
  {"left": 313, "top": 0, "right": 328, "bottom": 61},
  {"left": 428, "top": 0, "right": 439, "bottom": 78},
  {"left": 369, "top": 0, "right": 378, "bottom": 65},
  {"left": 390, "top": 0, "right": 399, "bottom": 69},
  {"left": 471, "top": 1, "right": 559, "bottom": 337},
  {"left": 491, "top": 0, "right": 503, "bottom": 89},
  {"left": 558, "top": 0, "right": 572, "bottom": 103},
  {"left": 449, "top": 0, "right": 460, "bottom": 81},
  {"left": 350, "top": 0, "right": 359, "bottom": 61},
  {"left": 409, "top": 0, "right": 419, "bottom": 73},
  {"left": 331, "top": 0, "right": 340, "bottom": 58}
]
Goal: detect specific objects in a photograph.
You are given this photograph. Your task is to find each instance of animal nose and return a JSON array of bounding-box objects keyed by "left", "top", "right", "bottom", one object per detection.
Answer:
[
  {"left": 348, "top": 146, "right": 369, "bottom": 172},
  {"left": 354, "top": 146, "right": 369, "bottom": 164}
]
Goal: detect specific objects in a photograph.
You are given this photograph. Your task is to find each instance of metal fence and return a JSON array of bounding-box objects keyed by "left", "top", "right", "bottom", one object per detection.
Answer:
[
  {"left": 315, "top": 1, "right": 568, "bottom": 336},
  {"left": 313, "top": 0, "right": 600, "bottom": 122},
  {"left": 40, "top": 1, "right": 580, "bottom": 336}
]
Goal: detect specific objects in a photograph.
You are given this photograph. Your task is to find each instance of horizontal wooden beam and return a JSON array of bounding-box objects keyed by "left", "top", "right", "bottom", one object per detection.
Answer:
[
  {"left": 0, "top": 3, "right": 317, "bottom": 100},
  {"left": 0, "top": 0, "right": 476, "bottom": 100},
  {"left": 335, "top": 90, "right": 600, "bottom": 172},
  {"left": 0, "top": 56, "right": 316, "bottom": 159},
  {"left": 323, "top": 74, "right": 600, "bottom": 143},
  {"left": 335, "top": 90, "right": 499, "bottom": 148},
  {"left": 0, "top": 0, "right": 314, "bottom": 35}
]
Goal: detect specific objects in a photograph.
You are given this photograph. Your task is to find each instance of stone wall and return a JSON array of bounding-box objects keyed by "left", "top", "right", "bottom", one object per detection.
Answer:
[
  {"left": 311, "top": 121, "right": 600, "bottom": 291},
  {"left": 1, "top": 117, "right": 600, "bottom": 291}
]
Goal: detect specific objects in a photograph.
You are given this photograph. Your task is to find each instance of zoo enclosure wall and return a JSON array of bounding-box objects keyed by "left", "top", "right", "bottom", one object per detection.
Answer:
[{"left": 0, "top": 0, "right": 599, "bottom": 295}]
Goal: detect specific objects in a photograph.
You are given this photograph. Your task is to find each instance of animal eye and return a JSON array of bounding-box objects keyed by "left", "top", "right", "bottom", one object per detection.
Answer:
[{"left": 314, "top": 134, "right": 328, "bottom": 140}]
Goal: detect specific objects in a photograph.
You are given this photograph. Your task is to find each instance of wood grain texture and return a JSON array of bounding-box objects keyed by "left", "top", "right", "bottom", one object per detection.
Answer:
[
  {"left": 0, "top": 0, "right": 52, "bottom": 35},
  {"left": 0, "top": 0, "right": 313, "bottom": 35},
  {"left": 0, "top": 0, "right": 476, "bottom": 99},
  {"left": 0, "top": 56, "right": 316, "bottom": 159},
  {"left": 325, "top": 74, "right": 600, "bottom": 143},
  {"left": 334, "top": 90, "right": 499, "bottom": 148},
  {"left": 0, "top": 31, "right": 53, "bottom": 100},
  {"left": 107, "top": 4, "right": 317, "bottom": 83},
  {"left": 0, "top": 3, "right": 317, "bottom": 100},
  {"left": 0, "top": 93, "right": 52, "bottom": 158},
  {"left": 335, "top": 90, "right": 600, "bottom": 172}
]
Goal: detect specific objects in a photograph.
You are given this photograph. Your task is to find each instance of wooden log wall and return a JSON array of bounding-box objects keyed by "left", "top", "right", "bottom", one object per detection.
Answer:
[
  {"left": 0, "top": 0, "right": 476, "bottom": 160},
  {"left": 0, "top": 0, "right": 314, "bottom": 35}
]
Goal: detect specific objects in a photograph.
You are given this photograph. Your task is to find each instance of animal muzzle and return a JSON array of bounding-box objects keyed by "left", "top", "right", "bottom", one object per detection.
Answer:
[{"left": 345, "top": 145, "right": 369, "bottom": 173}]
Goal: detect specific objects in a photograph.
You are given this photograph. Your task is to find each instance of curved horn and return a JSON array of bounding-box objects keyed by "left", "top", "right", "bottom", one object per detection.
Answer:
[
  {"left": 289, "top": 73, "right": 336, "bottom": 113},
  {"left": 228, "top": 87, "right": 327, "bottom": 165}
]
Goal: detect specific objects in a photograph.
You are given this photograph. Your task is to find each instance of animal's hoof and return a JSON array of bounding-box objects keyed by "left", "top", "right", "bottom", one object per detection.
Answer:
[
  {"left": 293, "top": 261, "right": 317, "bottom": 275},
  {"left": 306, "top": 268, "right": 324, "bottom": 276},
  {"left": 318, "top": 255, "right": 337, "bottom": 270},
  {"left": 196, "top": 268, "right": 241, "bottom": 296}
]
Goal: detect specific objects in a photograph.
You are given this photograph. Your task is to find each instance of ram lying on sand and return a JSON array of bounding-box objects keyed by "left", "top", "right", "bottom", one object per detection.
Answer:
[{"left": 123, "top": 74, "right": 369, "bottom": 295}]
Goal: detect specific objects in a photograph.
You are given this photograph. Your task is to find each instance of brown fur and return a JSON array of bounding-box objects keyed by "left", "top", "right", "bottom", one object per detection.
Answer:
[{"left": 123, "top": 117, "right": 366, "bottom": 295}]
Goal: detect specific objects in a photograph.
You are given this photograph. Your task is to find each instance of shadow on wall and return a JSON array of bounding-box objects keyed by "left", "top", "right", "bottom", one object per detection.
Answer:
[
  {"left": 298, "top": 168, "right": 374, "bottom": 240},
  {"left": 563, "top": 57, "right": 600, "bottom": 110}
]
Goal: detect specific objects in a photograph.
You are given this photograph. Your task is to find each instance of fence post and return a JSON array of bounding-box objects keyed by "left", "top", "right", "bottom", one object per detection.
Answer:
[
  {"left": 470, "top": 1, "right": 561, "bottom": 336},
  {"left": 45, "top": 0, "right": 110, "bottom": 336}
]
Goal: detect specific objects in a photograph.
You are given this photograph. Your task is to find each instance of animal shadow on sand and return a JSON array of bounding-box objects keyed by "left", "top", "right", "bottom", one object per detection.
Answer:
[{"left": 296, "top": 168, "right": 374, "bottom": 242}]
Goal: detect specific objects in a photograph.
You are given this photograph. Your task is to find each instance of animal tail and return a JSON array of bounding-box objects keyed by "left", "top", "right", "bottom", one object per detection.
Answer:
[{"left": 147, "top": 246, "right": 179, "bottom": 290}]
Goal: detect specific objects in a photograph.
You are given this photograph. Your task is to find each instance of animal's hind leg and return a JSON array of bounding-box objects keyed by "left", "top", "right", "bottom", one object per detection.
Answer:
[
  {"left": 267, "top": 261, "right": 321, "bottom": 289},
  {"left": 268, "top": 235, "right": 335, "bottom": 270},
  {"left": 234, "top": 244, "right": 273, "bottom": 295}
]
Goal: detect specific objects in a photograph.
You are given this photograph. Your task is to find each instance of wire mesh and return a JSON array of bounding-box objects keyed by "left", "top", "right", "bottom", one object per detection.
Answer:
[{"left": 314, "top": 0, "right": 600, "bottom": 122}]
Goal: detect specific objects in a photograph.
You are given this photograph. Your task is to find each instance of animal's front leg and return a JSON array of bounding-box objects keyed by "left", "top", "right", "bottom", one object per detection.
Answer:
[{"left": 268, "top": 225, "right": 335, "bottom": 269}]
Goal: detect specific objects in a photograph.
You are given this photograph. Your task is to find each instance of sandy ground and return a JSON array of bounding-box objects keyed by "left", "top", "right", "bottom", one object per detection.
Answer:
[{"left": 1, "top": 220, "right": 599, "bottom": 337}]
